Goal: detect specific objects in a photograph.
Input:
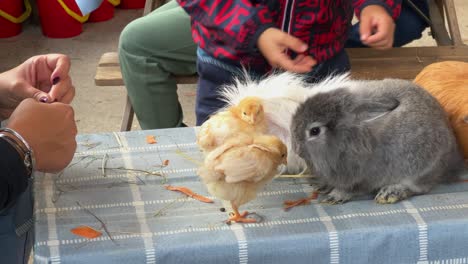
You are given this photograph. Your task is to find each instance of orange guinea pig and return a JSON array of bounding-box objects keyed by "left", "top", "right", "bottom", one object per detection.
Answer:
[{"left": 414, "top": 61, "right": 468, "bottom": 160}]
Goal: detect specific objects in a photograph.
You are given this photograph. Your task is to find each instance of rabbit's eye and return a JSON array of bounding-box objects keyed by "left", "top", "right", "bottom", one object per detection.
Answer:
[
  {"left": 281, "top": 154, "right": 286, "bottom": 158},
  {"left": 243, "top": 112, "right": 247, "bottom": 115},
  {"left": 308, "top": 127, "right": 321, "bottom": 137}
]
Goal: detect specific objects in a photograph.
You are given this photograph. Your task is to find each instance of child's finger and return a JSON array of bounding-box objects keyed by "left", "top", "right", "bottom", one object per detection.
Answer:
[
  {"left": 292, "top": 54, "right": 308, "bottom": 64},
  {"left": 281, "top": 34, "right": 308, "bottom": 54},
  {"left": 359, "top": 15, "right": 374, "bottom": 42},
  {"left": 293, "top": 54, "right": 316, "bottom": 69},
  {"left": 363, "top": 29, "right": 386, "bottom": 44},
  {"left": 277, "top": 55, "right": 314, "bottom": 73},
  {"left": 367, "top": 40, "right": 389, "bottom": 49},
  {"left": 274, "top": 54, "right": 297, "bottom": 71}
]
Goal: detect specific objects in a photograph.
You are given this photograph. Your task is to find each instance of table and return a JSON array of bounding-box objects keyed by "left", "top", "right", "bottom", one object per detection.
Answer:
[{"left": 34, "top": 127, "right": 468, "bottom": 263}]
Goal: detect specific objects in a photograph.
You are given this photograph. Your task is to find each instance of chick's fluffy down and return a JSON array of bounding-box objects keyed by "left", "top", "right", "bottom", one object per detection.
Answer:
[{"left": 198, "top": 133, "right": 287, "bottom": 206}]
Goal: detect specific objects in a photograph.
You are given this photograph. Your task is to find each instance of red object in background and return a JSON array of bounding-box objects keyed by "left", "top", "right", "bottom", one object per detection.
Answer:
[
  {"left": 0, "top": 0, "right": 24, "bottom": 38},
  {"left": 89, "top": 0, "right": 115, "bottom": 22},
  {"left": 119, "top": 0, "right": 145, "bottom": 9},
  {"left": 37, "top": 0, "right": 87, "bottom": 38}
]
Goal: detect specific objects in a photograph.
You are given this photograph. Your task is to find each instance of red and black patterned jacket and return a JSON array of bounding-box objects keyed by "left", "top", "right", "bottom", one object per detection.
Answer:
[{"left": 177, "top": 0, "right": 401, "bottom": 70}]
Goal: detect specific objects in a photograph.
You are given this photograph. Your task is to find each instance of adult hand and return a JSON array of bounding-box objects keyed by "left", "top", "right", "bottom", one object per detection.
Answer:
[
  {"left": 359, "top": 5, "right": 396, "bottom": 49},
  {"left": 257, "top": 28, "right": 317, "bottom": 73},
  {"left": 7, "top": 98, "right": 77, "bottom": 173},
  {"left": 0, "top": 54, "right": 75, "bottom": 119}
]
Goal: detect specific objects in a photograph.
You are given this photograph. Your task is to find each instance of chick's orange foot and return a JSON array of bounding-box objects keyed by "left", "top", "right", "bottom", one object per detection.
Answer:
[{"left": 227, "top": 211, "right": 257, "bottom": 224}]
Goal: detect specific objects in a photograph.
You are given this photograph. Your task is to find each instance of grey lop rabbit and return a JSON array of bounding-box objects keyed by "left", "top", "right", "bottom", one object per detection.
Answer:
[{"left": 291, "top": 76, "right": 465, "bottom": 204}]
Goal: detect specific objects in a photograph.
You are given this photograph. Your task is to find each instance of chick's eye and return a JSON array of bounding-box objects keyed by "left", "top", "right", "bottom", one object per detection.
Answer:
[{"left": 308, "top": 127, "right": 321, "bottom": 137}]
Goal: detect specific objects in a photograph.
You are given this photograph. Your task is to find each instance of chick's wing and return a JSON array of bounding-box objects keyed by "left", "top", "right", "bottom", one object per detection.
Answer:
[
  {"left": 215, "top": 145, "right": 276, "bottom": 184},
  {"left": 197, "top": 111, "right": 243, "bottom": 151}
]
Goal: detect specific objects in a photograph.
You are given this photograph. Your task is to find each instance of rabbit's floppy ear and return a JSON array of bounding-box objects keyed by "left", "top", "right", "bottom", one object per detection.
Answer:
[{"left": 352, "top": 97, "right": 399, "bottom": 123}]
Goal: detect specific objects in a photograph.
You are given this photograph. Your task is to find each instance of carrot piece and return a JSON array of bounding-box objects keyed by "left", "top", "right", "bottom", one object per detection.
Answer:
[
  {"left": 146, "top": 135, "right": 157, "bottom": 144},
  {"left": 283, "top": 199, "right": 311, "bottom": 211},
  {"left": 283, "top": 191, "right": 319, "bottom": 211},
  {"left": 165, "top": 185, "right": 214, "bottom": 203},
  {"left": 310, "top": 191, "right": 319, "bottom": 200},
  {"left": 162, "top": 159, "right": 170, "bottom": 166},
  {"left": 70, "top": 225, "right": 102, "bottom": 239}
]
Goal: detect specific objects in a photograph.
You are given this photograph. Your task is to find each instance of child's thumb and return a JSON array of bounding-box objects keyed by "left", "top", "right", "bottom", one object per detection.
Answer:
[{"left": 359, "top": 15, "right": 373, "bottom": 42}]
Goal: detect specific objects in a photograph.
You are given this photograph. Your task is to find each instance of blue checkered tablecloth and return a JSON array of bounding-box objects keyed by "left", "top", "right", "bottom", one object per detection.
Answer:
[{"left": 33, "top": 127, "right": 468, "bottom": 264}]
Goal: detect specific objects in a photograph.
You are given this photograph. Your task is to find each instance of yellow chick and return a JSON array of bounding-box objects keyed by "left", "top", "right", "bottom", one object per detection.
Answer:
[
  {"left": 198, "top": 133, "right": 287, "bottom": 223},
  {"left": 197, "top": 96, "right": 267, "bottom": 153},
  {"left": 229, "top": 96, "right": 266, "bottom": 126}
]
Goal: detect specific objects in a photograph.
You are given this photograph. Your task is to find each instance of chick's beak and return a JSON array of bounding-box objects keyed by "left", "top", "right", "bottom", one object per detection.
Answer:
[{"left": 248, "top": 115, "right": 256, "bottom": 124}]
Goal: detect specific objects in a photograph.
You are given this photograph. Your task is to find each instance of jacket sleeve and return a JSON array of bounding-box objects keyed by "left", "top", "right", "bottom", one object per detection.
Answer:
[
  {"left": 0, "top": 138, "right": 29, "bottom": 212},
  {"left": 176, "top": 0, "right": 276, "bottom": 59},
  {"left": 353, "top": 0, "right": 402, "bottom": 20}
]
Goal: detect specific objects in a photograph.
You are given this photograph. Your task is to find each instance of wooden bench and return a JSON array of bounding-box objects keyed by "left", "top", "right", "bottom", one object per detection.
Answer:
[
  {"left": 427, "top": 0, "right": 463, "bottom": 46},
  {"left": 95, "top": 0, "right": 467, "bottom": 131},
  {"left": 95, "top": 52, "right": 198, "bottom": 131}
]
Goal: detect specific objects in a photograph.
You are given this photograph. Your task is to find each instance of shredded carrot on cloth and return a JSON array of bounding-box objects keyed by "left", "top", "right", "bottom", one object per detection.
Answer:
[
  {"left": 165, "top": 185, "right": 214, "bottom": 203},
  {"left": 162, "top": 159, "right": 170, "bottom": 166},
  {"left": 283, "top": 191, "right": 319, "bottom": 211},
  {"left": 70, "top": 225, "right": 102, "bottom": 239},
  {"left": 146, "top": 135, "right": 157, "bottom": 144}
]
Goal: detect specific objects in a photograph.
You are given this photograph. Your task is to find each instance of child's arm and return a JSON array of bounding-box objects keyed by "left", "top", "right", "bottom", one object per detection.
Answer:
[
  {"left": 353, "top": 0, "right": 402, "bottom": 49},
  {"left": 177, "top": 0, "right": 316, "bottom": 73},
  {"left": 176, "top": 0, "right": 275, "bottom": 59}
]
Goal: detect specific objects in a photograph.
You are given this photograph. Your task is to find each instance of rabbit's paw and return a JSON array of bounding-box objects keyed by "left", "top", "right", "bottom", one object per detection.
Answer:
[
  {"left": 320, "top": 188, "right": 352, "bottom": 205},
  {"left": 375, "top": 184, "right": 411, "bottom": 204},
  {"left": 309, "top": 179, "right": 332, "bottom": 194},
  {"left": 315, "top": 184, "right": 333, "bottom": 194}
]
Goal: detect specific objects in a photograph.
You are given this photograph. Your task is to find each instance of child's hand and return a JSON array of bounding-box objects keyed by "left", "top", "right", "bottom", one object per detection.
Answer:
[
  {"left": 257, "top": 28, "right": 316, "bottom": 73},
  {"left": 359, "top": 5, "right": 396, "bottom": 49}
]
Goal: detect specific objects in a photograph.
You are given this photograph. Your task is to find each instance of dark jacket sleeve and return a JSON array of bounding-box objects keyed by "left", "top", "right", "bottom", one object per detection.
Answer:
[
  {"left": 354, "top": 0, "right": 402, "bottom": 20},
  {"left": 0, "top": 138, "right": 29, "bottom": 212},
  {"left": 176, "top": 0, "right": 275, "bottom": 58}
]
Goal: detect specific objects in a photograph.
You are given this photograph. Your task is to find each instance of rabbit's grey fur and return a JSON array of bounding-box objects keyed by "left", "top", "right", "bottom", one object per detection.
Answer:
[{"left": 291, "top": 77, "right": 465, "bottom": 204}]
